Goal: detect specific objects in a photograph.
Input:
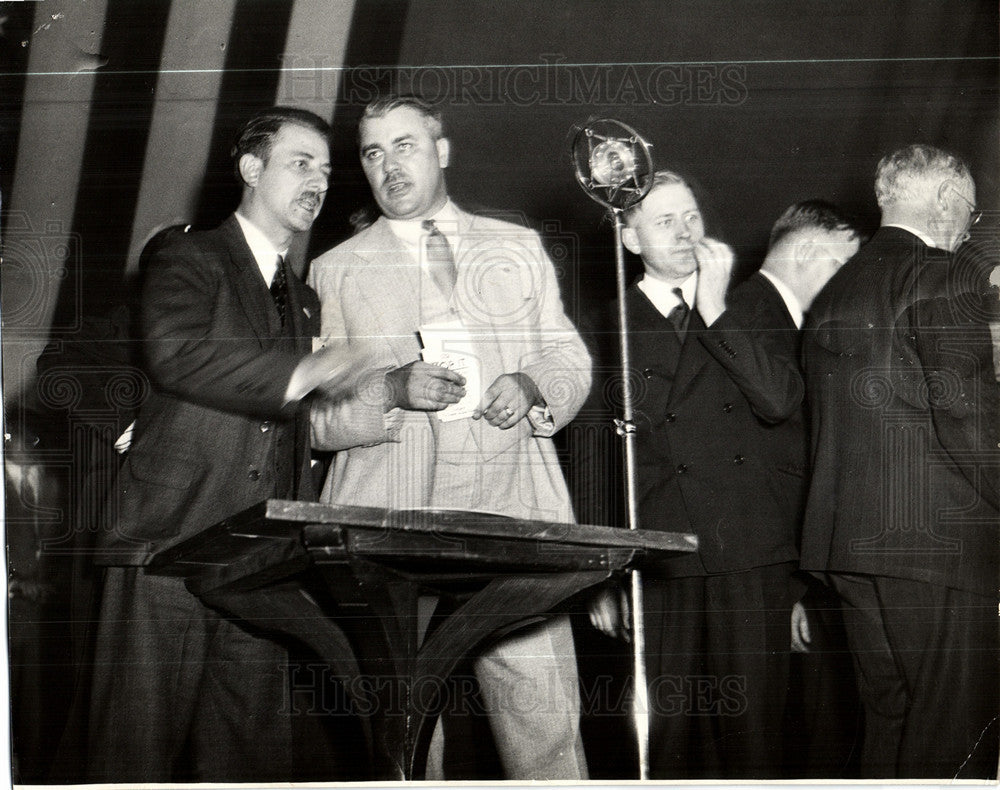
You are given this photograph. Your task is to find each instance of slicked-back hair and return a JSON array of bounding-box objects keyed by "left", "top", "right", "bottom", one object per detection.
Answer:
[
  {"left": 623, "top": 170, "right": 691, "bottom": 223},
  {"left": 874, "top": 144, "right": 972, "bottom": 210},
  {"left": 360, "top": 94, "right": 445, "bottom": 142},
  {"left": 230, "top": 106, "right": 332, "bottom": 180},
  {"left": 768, "top": 199, "right": 863, "bottom": 250}
]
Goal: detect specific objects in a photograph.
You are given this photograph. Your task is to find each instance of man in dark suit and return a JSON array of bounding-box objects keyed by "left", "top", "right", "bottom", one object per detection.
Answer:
[
  {"left": 588, "top": 176, "right": 860, "bottom": 778},
  {"left": 85, "top": 107, "right": 357, "bottom": 782},
  {"left": 801, "top": 144, "right": 998, "bottom": 778}
]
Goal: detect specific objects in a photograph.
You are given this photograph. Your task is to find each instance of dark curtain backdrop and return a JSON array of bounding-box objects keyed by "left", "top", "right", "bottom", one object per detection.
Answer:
[{"left": 1, "top": 0, "right": 996, "bottom": 781}]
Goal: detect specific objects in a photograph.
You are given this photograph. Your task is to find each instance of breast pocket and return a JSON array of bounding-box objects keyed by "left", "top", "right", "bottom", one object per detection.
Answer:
[{"left": 461, "top": 257, "right": 541, "bottom": 328}]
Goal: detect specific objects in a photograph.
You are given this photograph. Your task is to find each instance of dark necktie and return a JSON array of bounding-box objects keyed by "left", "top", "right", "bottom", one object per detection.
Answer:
[
  {"left": 668, "top": 287, "right": 689, "bottom": 338},
  {"left": 421, "top": 219, "right": 458, "bottom": 297},
  {"left": 270, "top": 255, "right": 288, "bottom": 326}
]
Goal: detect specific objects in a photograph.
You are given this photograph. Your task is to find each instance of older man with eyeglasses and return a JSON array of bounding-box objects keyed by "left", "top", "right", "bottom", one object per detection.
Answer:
[{"left": 801, "top": 144, "right": 998, "bottom": 779}]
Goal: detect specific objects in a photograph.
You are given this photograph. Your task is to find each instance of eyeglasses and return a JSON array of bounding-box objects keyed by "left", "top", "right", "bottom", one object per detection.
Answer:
[{"left": 952, "top": 188, "right": 982, "bottom": 226}]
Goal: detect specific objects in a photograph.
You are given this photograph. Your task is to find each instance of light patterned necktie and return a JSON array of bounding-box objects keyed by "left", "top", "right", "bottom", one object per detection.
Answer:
[
  {"left": 421, "top": 219, "right": 457, "bottom": 297},
  {"left": 270, "top": 254, "right": 288, "bottom": 326}
]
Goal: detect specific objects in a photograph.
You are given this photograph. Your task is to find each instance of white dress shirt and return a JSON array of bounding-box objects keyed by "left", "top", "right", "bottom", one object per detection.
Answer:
[
  {"left": 759, "top": 269, "right": 804, "bottom": 329},
  {"left": 385, "top": 200, "right": 461, "bottom": 269},
  {"left": 637, "top": 271, "right": 698, "bottom": 320},
  {"left": 235, "top": 212, "right": 288, "bottom": 285}
]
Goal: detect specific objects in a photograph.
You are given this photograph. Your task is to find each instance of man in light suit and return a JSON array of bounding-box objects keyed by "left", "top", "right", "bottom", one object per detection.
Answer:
[
  {"left": 801, "top": 144, "right": 998, "bottom": 778},
  {"left": 86, "top": 107, "right": 356, "bottom": 783},
  {"left": 588, "top": 176, "right": 861, "bottom": 778},
  {"left": 309, "top": 94, "right": 591, "bottom": 780}
]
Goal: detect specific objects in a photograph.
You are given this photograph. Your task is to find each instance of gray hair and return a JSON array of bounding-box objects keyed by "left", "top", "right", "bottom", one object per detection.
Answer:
[{"left": 874, "top": 144, "right": 972, "bottom": 209}]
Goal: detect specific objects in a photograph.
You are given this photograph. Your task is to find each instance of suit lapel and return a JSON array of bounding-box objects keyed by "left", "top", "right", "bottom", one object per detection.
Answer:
[
  {"left": 452, "top": 207, "right": 507, "bottom": 374},
  {"left": 668, "top": 309, "right": 711, "bottom": 405},
  {"left": 353, "top": 218, "right": 424, "bottom": 364},
  {"left": 220, "top": 215, "right": 275, "bottom": 345},
  {"left": 284, "top": 262, "right": 315, "bottom": 354},
  {"left": 751, "top": 272, "right": 798, "bottom": 332}
]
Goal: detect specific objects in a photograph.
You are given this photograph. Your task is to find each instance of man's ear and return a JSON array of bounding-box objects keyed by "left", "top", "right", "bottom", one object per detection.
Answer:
[
  {"left": 936, "top": 179, "right": 955, "bottom": 212},
  {"left": 238, "top": 153, "right": 263, "bottom": 188},
  {"left": 436, "top": 137, "right": 450, "bottom": 169},
  {"left": 793, "top": 237, "right": 817, "bottom": 271},
  {"left": 622, "top": 226, "right": 641, "bottom": 256}
]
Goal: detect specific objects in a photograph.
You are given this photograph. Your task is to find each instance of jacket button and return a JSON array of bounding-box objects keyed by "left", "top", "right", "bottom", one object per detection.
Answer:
[
  {"left": 260, "top": 421, "right": 272, "bottom": 433},
  {"left": 723, "top": 403, "right": 733, "bottom": 413},
  {"left": 676, "top": 463, "right": 688, "bottom": 475},
  {"left": 733, "top": 454, "right": 744, "bottom": 465},
  {"left": 643, "top": 368, "right": 655, "bottom": 379},
  {"left": 665, "top": 412, "right": 676, "bottom": 423},
  {"left": 248, "top": 469, "right": 261, "bottom": 481}
]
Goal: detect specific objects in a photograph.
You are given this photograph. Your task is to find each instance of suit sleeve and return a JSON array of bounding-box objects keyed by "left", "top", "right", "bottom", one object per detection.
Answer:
[
  {"left": 516, "top": 232, "right": 593, "bottom": 435},
  {"left": 308, "top": 254, "right": 401, "bottom": 451},
  {"left": 140, "top": 236, "right": 302, "bottom": 418},
  {"left": 699, "top": 284, "right": 804, "bottom": 423},
  {"left": 904, "top": 288, "right": 1000, "bottom": 510}
]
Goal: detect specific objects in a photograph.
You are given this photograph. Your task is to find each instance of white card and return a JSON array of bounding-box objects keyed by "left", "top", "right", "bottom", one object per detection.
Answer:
[{"left": 419, "top": 322, "right": 481, "bottom": 422}]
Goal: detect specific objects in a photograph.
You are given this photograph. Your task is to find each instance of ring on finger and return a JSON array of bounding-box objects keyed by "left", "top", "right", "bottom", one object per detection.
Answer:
[{"left": 503, "top": 406, "right": 514, "bottom": 417}]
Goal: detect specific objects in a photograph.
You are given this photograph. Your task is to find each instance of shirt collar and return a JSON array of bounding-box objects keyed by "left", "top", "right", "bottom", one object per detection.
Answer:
[
  {"left": 883, "top": 222, "right": 938, "bottom": 249},
  {"left": 637, "top": 271, "right": 698, "bottom": 320},
  {"left": 759, "top": 269, "right": 804, "bottom": 328},
  {"left": 235, "top": 212, "right": 288, "bottom": 285},
  {"left": 385, "top": 200, "right": 460, "bottom": 251}
]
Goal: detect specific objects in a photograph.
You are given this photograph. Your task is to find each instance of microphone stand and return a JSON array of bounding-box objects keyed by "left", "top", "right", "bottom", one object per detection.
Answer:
[
  {"left": 570, "top": 120, "right": 653, "bottom": 780},
  {"left": 611, "top": 208, "right": 651, "bottom": 780}
]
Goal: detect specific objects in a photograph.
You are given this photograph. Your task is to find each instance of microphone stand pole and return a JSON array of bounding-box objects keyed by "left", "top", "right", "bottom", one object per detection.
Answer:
[
  {"left": 569, "top": 118, "right": 654, "bottom": 780},
  {"left": 611, "top": 209, "right": 649, "bottom": 780}
]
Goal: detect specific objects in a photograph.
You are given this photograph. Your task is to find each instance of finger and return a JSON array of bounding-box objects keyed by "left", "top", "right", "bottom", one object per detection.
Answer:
[
  {"left": 496, "top": 403, "right": 527, "bottom": 429},
  {"left": 619, "top": 587, "right": 631, "bottom": 620},
  {"left": 437, "top": 377, "right": 465, "bottom": 402},
  {"left": 487, "top": 406, "right": 513, "bottom": 427},
  {"left": 483, "top": 389, "right": 517, "bottom": 424},
  {"left": 422, "top": 363, "right": 466, "bottom": 386},
  {"left": 473, "top": 380, "right": 504, "bottom": 419},
  {"left": 800, "top": 615, "right": 812, "bottom": 645}
]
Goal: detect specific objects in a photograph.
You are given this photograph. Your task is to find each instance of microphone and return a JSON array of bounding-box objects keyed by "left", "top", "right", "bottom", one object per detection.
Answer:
[{"left": 570, "top": 118, "right": 654, "bottom": 211}]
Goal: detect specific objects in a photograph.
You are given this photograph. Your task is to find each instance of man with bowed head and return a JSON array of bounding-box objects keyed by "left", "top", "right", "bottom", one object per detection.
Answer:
[
  {"left": 801, "top": 144, "right": 998, "bottom": 778},
  {"left": 309, "top": 94, "right": 592, "bottom": 780},
  {"left": 86, "top": 107, "right": 361, "bottom": 782},
  {"left": 588, "top": 173, "right": 861, "bottom": 778}
]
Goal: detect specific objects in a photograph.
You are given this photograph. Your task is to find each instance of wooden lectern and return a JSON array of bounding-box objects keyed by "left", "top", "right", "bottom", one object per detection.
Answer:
[{"left": 148, "top": 499, "right": 696, "bottom": 780}]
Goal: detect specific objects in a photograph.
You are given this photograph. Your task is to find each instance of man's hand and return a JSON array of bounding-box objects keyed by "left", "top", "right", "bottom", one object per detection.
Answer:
[
  {"left": 791, "top": 600, "right": 812, "bottom": 653},
  {"left": 588, "top": 584, "right": 629, "bottom": 640},
  {"left": 472, "top": 372, "right": 542, "bottom": 428},
  {"left": 694, "top": 237, "right": 735, "bottom": 326},
  {"left": 384, "top": 360, "right": 466, "bottom": 412},
  {"left": 286, "top": 342, "right": 367, "bottom": 404}
]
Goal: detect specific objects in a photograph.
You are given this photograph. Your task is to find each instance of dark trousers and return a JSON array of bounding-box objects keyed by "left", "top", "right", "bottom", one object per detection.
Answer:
[
  {"left": 832, "top": 573, "right": 998, "bottom": 779},
  {"left": 643, "top": 563, "right": 796, "bottom": 779},
  {"left": 86, "top": 568, "right": 294, "bottom": 783}
]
